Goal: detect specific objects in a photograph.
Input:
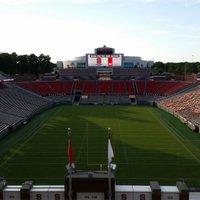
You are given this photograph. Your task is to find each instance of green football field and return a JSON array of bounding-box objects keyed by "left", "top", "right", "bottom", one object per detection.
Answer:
[{"left": 1, "top": 105, "right": 200, "bottom": 186}]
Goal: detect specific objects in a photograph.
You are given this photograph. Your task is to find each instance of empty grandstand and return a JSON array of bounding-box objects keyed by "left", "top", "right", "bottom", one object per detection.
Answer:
[
  {"left": 0, "top": 81, "right": 54, "bottom": 139},
  {"left": 156, "top": 84, "right": 200, "bottom": 133},
  {"left": 17, "top": 79, "right": 193, "bottom": 105},
  {"left": 1, "top": 46, "right": 198, "bottom": 136},
  {"left": 0, "top": 46, "right": 200, "bottom": 200}
]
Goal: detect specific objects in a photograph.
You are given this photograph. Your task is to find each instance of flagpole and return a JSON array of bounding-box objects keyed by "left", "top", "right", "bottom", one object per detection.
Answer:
[
  {"left": 68, "top": 128, "right": 72, "bottom": 200},
  {"left": 108, "top": 127, "right": 112, "bottom": 200}
]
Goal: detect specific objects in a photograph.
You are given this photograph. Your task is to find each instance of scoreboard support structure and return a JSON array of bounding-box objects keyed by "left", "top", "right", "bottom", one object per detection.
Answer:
[{"left": 64, "top": 170, "right": 115, "bottom": 200}]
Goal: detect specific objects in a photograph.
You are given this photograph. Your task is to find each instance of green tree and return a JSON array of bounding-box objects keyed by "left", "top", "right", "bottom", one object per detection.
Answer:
[
  {"left": 28, "top": 54, "right": 39, "bottom": 74},
  {"left": 0, "top": 53, "right": 14, "bottom": 74},
  {"left": 38, "top": 54, "right": 53, "bottom": 74},
  {"left": 0, "top": 52, "right": 55, "bottom": 75},
  {"left": 151, "top": 62, "right": 165, "bottom": 74}
]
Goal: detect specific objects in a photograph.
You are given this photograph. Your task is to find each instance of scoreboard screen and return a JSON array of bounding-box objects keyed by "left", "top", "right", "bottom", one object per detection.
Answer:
[{"left": 87, "top": 54, "right": 122, "bottom": 67}]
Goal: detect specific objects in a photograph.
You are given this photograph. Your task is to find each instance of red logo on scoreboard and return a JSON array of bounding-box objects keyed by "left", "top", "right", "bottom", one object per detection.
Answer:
[
  {"left": 96, "top": 57, "right": 102, "bottom": 65},
  {"left": 108, "top": 57, "right": 113, "bottom": 66},
  {"left": 140, "top": 194, "right": 145, "bottom": 200}
]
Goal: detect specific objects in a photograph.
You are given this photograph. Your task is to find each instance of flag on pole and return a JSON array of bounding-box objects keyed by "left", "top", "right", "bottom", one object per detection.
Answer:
[
  {"left": 108, "top": 135, "right": 114, "bottom": 164},
  {"left": 107, "top": 131, "right": 114, "bottom": 200},
  {"left": 68, "top": 137, "right": 75, "bottom": 170},
  {"left": 67, "top": 128, "right": 73, "bottom": 200}
]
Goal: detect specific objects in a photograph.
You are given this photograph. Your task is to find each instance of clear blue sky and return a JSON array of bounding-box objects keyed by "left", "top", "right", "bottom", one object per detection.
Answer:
[{"left": 0, "top": 0, "right": 200, "bottom": 63}]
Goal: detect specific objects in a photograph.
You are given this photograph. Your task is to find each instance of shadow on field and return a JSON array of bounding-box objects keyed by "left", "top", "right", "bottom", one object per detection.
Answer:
[{"left": 1, "top": 105, "right": 200, "bottom": 187}]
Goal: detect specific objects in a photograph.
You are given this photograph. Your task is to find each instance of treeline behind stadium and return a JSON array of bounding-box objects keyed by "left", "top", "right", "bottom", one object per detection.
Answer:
[
  {"left": 152, "top": 61, "right": 200, "bottom": 74},
  {"left": 0, "top": 52, "right": 55, "bottom": 77}
]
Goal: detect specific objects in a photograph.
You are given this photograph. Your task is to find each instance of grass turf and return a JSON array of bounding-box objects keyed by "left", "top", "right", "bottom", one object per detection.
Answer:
[{"left": 1, "top": 105, "right": 200, "bottom": 186}]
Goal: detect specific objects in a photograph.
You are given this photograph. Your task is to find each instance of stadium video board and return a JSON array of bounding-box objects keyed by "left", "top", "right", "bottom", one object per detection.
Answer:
[{"left": 87, "top": 54, "right": 123, "bottom": 67}]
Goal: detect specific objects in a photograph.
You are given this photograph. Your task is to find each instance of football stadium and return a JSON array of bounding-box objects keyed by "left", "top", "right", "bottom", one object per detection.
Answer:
[{"left": 0, "top": 46, "right": 200, "bottom": 200}]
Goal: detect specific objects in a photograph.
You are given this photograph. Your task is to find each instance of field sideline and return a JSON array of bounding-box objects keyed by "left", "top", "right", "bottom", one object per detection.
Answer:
[{"left": 1, "top": 105, "right": 200, "bottom": 186}]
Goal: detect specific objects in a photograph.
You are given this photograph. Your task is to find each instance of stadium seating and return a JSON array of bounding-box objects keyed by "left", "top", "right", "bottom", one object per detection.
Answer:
[
  {"left": 59, "top": 67, "right": 151, "bottom": 80},
  {"left": 75, "top": 80, "right": 85, "bottom": 93},
  {"left": 19, "top": 79, "right": 191, "bottom": 98},
  {"left": 0, "top": 123, "right": 9, "bottom": 139},
  {"left": 17, "top": 79, "right": 194, "bottom": 108},
  {"left": 63, "top": 81, "right": 74, "bottom": 94},
  {"left": 60, "top": 68, "right": 96, "bottom": 79},
  {"left": 74, "top": 80, "right": 135, "bottom": 96},
  {"left": 146, "top": 81, "right": 161, "bottom": 95},
  {"left": 136, "top": 80, "right": 191, "bottom": 96},
  {"left": 97, "top": 81, "right": 112, "bottom": 94},
  {"left": 163, "top": 82, "right": 191, "bottom": 95},
  {"left": 0, "top": 83, "right": 53, "bottom": 136},
  {"left": 45, "top": 95, "right": 73, "bottom": 104},
  {"left": 47, "top": 81, "right": 64, "bottom": 94},
  {"left": 18, "top": 81, "right": 74, "bottom": 96},
  {"left": 0, "top": 82, "right": 7, "bottom": 89},
  {"left": 125, "top": 81, "right": 135, "bottom": 95},
  {"left": 113, "top": 81, "right": 125, "bottom": 94},
  {"left": 84, "top": 81, "right": 97, "bottom": 94},
  {"left": 112, "top": 68, "right": 151, "bottom": 78},
  {"left": 136, "top": 80, "right": 146, "bottom": 95},
  {"left": 157, "top": 85, "right": 200, "bottom": 132}
]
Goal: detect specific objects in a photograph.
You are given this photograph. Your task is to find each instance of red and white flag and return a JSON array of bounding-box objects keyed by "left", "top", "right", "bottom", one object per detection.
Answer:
[{"left": 68, "top": 138, "right": 75, "bottom": 169}]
